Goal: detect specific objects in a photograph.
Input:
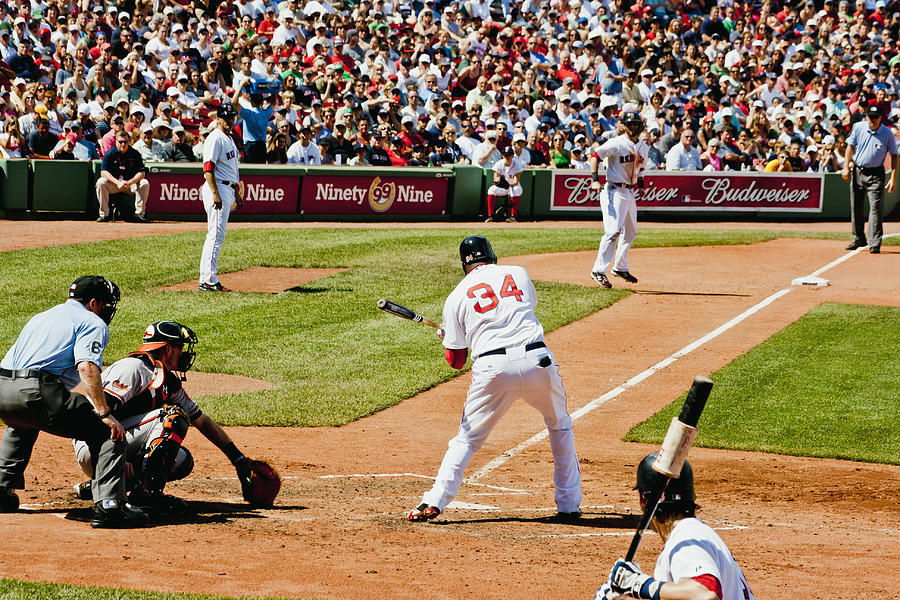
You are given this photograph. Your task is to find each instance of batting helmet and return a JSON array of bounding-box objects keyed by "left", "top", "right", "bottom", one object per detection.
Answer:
[
  {"left": 217, "top": 103, "right": 238, "bottom": 119},
  {"left": 622, "top": 111, "right": 643, "bottom": 125},
  {"left": 137, "top": 321, "right": 198, "bottom": 373},
  {"left": 459, "top": 235, "right": 497, "bottom": 269},
  {"left": 635, "top": 452, "right": 696, "bottom": 517},
  {"left": 69, "top": 275, "right": 120, "bottom": 324}
]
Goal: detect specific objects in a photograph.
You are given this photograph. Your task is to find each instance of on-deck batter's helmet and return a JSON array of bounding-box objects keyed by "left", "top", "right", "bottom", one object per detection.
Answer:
[
  {"left": 69, "top": 275, "right": 120, "bottom": 324},
  {"left": 622, "top": 111, "right": 643, "bottom": 125},
  {"left": 635, "top": 452, "right": 696, "bottom": 517},
  {"left": 460, "top": 235, "right": 497, "bottom": 269},
  {"left": 137, "top": 321, "right": 198, "bottom": 373}
]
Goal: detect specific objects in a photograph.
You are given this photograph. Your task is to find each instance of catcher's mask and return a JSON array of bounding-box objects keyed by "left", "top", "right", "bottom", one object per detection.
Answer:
[
  {"left": 69, "top": 275, "right": 120, "bottom": 324},
  {"left": 635, "top": 452, "right": 696, "bottom": 518},
  {"left": 622, "top": 111, "right": 645, "bottom": 137},
  {"left": 460, "top": 235, "right": 498, "bottom": 271},
  {"left": 137, "top": 321, "right": 198, "bottom": 375}
]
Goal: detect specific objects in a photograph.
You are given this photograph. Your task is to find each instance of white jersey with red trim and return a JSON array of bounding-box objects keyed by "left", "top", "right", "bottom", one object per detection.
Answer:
[
  {"left": 491, "top": 157, "right": 524, "bottom": 183},
  {"left": 591, "top": 133, "right": 648, "bottom": 185},
  {"left": 654, "top": 517, "right": 756, "bottom": 600},
  {"left": 203, "top": 128, "right": 240, "bottom": 184},
  {"left": 441, "top": 263, "right": 544, "bottom": 358}
]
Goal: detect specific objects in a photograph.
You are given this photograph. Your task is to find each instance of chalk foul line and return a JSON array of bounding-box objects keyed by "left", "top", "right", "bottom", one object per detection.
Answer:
[{"left": 466, "top": 244, "right": 868, "bottom": 484}]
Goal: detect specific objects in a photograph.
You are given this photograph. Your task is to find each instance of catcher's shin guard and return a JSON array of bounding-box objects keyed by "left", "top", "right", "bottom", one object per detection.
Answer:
[{"left": 141, "top": 405, "right": 190, "bottom": 493}]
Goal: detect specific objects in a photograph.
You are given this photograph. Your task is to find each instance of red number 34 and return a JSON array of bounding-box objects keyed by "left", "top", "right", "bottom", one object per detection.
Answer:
[{"left": 466, "top": 275, "right": 524, "bottom": 313}]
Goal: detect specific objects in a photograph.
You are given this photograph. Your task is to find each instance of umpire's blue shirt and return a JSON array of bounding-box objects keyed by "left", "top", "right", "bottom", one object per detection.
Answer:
[
  {"left": 1, "top": 300, "right": 109, "bottom": 390},
  {"left": 848, "top": 120, "right": 898, "bottom": 168}
]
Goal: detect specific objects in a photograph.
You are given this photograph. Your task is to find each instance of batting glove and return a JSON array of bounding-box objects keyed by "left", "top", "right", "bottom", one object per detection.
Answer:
[
  {"left": 609, "top": 560, "right": 662, "bottom": 600},
  {"left": 593, "top": 583, "right": 619, "bottom": 600}
]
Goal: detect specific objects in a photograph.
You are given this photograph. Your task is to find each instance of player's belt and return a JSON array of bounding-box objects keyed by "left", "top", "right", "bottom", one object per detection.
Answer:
[
  {"left": 217, "top": 180, "right": 238, "bottom": 189},
  {"left": 0, "top": 368, "right": 42, "bottom": 379},
  {"left": 479, "top": 341, "right": 547, "bottom": 358},
  {"left": 855, "top": 166, "right": 884, "bottom": 176},
  {"left": 608, "top": 181, "right": 634, "bottom": 189}
]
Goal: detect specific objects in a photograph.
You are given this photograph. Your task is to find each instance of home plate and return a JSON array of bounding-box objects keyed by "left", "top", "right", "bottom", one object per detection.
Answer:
[{"left": 791, "top": 276, "right": 829, "bottom": 287}]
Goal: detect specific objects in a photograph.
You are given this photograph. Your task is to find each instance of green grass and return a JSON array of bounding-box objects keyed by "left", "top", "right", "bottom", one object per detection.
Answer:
[
  {"left": 0, "top": 578, "right": 314, "bottom": 600},
  {"left": 626, "top": 303, "right": 900, "bottom": 464},
  {"left": 0, "top": 227, "right": 849, "bottom": 427}
]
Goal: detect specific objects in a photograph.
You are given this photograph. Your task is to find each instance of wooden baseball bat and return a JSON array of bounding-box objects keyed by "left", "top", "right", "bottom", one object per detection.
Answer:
[
  {"left": 624, "top": 376, "right": 713, "bottom": 562},
  {"left": 377, "top": 298, "right": 440, "bottom": 329}
]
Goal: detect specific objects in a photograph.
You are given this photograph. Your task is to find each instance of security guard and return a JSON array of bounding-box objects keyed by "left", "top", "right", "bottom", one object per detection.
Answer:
[
  {"left": 842, "top": 104, "right": 898, "bottom": 254},
  {"left": 0, "top": 276, "right": 147, "bottom": 528}
]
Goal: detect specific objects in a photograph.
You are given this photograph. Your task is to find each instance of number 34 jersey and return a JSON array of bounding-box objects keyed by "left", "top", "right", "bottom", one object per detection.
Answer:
[{"left": 442, "top": 264, "right": 545, "bottom": 357}]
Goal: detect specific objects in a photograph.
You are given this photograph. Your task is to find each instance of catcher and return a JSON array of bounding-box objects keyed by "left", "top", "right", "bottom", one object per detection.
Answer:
[
  {"left": 594, "top": 453, "right": 755, "bottom": 600},
  {"left": 73, "top": 321, "right": 280, "bottom": 514}
]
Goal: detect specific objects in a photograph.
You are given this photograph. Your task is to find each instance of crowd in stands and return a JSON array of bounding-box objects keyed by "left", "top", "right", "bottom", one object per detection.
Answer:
[{"left": 0, "top": 0, "right": 898, "bottom": 173}]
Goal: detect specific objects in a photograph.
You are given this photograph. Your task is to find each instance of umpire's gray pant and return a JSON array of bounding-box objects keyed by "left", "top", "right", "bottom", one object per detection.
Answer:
[
  {"left": 850, "top": 166, "right": 884, "bottom": 249},
  {"left": 0, "top": 371, "right": 127, "bottom": 504}
]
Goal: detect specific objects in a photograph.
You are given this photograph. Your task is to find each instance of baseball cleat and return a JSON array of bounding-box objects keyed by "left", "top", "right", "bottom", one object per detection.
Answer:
[
  {"left": 129, "top": 489, "right": 190, "bottom": 515},
  {"left": 407, "top": 503, "right": 440, "bottom": 522},
  {"left": 198, "top": 282, "right": 232, "bottom": 292},
  {"left": 74, "top": 480, "right": 92, "bottom": 500},
  {"left": 591, "top": 272, "right": 612, "bottom": 288},
  {"left": 612, "top": 269, "right": 638, "bottom": 284},
  {"left": 506, "top": 216, "right": 517, "bottom": 223},
  {"left": 90, "top": 502, "right": 149, "bottom": 529},
  {"left": 484, "top": 217, "right": 494, "bottom": 223},
  {"left": 0, "top": 487, "right": 19, "bottom": 512},
  {"left": 555, "top": 510, "right": 582, "bottom": 523}
]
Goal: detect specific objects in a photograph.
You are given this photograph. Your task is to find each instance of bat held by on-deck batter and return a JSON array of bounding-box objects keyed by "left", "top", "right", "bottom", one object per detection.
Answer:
[
  {"left": 624, "top": 375, "right": 713, "bottom": 562},
  {"left": 377, "top": 298, "right": 441, "bottom": 329}
]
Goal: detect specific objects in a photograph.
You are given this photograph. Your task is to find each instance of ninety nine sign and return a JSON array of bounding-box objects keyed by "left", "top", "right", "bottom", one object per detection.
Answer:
[
  {"left": 146, "top": 169, "right": 299, "bottom": 214},
  {"left": 301, "top": 175, "right": 448, "bottom": 215},
  {"left": 550, "top": 171, "right": 825, "bottom": 212}
]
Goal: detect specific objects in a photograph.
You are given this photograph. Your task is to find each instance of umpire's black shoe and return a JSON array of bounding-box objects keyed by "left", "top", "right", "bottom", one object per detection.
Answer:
[
  {"left": 0, "top": 487, "right": 19, "bottom": 512},
  {"left": 90, "top": 501, "right": 149, "bottom": 529},
  {"left": 845, "top": 240, "right": 867, "bottom": 250},
  {"left": 612, "top": 269, "right": 638, "bottom": 284},
  {"left": 870, "top": 247, "right": 881, "bottom": 254},
  {"left": 198, "top": 282, "right": 232, "bottom": 292}
]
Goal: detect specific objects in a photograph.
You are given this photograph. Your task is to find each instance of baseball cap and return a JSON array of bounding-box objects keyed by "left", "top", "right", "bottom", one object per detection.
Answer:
[
  {"left": 501, "top": 145, "right": 514, "bottom": 156},
  {"left": 641, "top": 68, "right": 653, "bottom": 77},
  {"left": 485, "top": 129, "right": 498, "bottom": 139},
  {"left": 140, "top": 124, "right": 153, "bottom": 133},
  {"left": 513, "top": 133, "right": 526, "bottom": 143},
  {"left": 866, "top": 104, "right": 882, "bottom": 117}
]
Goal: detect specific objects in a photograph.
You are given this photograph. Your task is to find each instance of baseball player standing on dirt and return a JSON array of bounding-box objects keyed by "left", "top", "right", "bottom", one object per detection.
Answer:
[
  {"left": 408, "top": 235, "right": 582, "bottom": 522},
  {"left": 588, "top": 112, "right": 648, "bottom": 289},
  {"left": 73, "top": 321, "right": 265, "bottom": 513},
  {"left": 0, "top": 276, "right": 148, "bottom": 528},
  {"left": 198, "top": 100, "right": 243, "bottom": 293},
  {"left": 594, "top": 453, "right": 756, "bottom": 600}
]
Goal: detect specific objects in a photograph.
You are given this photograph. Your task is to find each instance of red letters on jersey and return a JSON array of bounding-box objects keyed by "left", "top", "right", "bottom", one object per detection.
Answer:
[{"left": 466, "top": 275, "right": 524, "bottom": 313}]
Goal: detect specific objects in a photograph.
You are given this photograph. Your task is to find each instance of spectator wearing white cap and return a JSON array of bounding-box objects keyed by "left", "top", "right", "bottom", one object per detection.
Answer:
[
  {"left": 472, "top": 127, "right": 501, "bottom": 167},
  {"left": 144, "top": 23, "right": 173, "bottom": 61},
  {"left": 271, "top": 10, "right": 300, "bottom": 47},
  {"left": 524, "top": 99, "right": 545, "bottom": 135},
  {"left": 305, "top": 21, "right": 331, "bottom": 55},
  {"left": 637, "top": 69, "right": 657, "bottom": 104}
]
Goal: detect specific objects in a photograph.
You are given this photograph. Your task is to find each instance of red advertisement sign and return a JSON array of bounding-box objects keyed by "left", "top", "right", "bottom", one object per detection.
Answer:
[
  {"left": 145, "top": 168, "right": 299, "bottom": 214},
  {"left": 550, "top": 171, "right": 824, "bottom": 212},
  {"left": 300, "top": 175, "right": 448, "bottom": 215}
]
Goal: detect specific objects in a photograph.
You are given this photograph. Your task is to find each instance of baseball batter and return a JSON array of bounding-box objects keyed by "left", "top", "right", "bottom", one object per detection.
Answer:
[
  {"left": 407, "top": 235, "right": 582, "bottom": 522},
  {"left": 199, "top": 103, "right": 242, "bottom": 292},
  {"left": 595, "top": 453, "right": 756, "bottom": 600},
  {"left": 486, "top": 145, "right": 523, "bottom": 222},
  {"left": 588, "top": 111, "right": 648, "bottom": 289},
  {"left": 73, "top": 321, "right": 263, "bottom": 513}
]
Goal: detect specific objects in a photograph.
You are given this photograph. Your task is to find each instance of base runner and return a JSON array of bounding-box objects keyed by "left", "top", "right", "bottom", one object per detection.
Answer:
[{"left": 407, "top": 235, "right": 582, "bottom": 522}]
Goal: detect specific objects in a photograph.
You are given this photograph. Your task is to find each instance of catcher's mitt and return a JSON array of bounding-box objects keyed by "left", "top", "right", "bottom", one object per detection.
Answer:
[{"left": 236, "top": 458, "right": 281, "bottom": 507}]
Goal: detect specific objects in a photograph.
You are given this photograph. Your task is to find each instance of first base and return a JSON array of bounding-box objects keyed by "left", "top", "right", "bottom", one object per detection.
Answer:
[{"left": 791, "top": 276, "right": 830, "bottom": 287}]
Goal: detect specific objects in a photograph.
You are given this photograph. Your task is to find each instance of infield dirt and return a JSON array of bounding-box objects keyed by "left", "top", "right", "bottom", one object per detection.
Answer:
[{"left": 0, "top": 221, "right": 898, "bottom": 600}]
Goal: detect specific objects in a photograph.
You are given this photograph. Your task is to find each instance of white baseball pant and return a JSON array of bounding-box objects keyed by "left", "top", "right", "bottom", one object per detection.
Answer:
[
  {"left": 592, "top": 182, "right": 637, "bottom": 274},
  {"left": 73, "top": 408, "right": 192, "bottom": 479},
  {"left": 199, "top": 181, "right": 235, "bottom": 287},
  {"left": 96, "top": 178, "right": 150, "bottom": 219},
  {"left": 487, "top": 183, "right": 523, "bottom": 197},
  {"left": 421, "top": 346, "right": 582, "bottom": 513}
]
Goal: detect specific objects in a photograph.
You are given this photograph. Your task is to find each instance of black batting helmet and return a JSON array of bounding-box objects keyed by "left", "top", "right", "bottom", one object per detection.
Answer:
[
  {"left": 622, "top": 111, "right": 644, "bottom": 126},
  {"left": 69, "top": 275, "right": 120, "bottom": 324},
  {"left": 459, "top": 235, "right": 497, "bottom": 270},
  {"left": 137, "top": 321, "right": 198, "bottom": 373},
  {"left": 635, "top": 452, "right": 696, "bottom": 517}
]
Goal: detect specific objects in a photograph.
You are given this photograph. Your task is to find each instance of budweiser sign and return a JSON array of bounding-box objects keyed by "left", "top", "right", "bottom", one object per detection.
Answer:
[
  {"left": 550, "top": 171, "right": 824, "bottom": 212},
  {"left": 301, "top": 175, "right": 448, "bottom": 215},
  {"left": 146, "top": 171, "right": 299, "bottom": 214}
]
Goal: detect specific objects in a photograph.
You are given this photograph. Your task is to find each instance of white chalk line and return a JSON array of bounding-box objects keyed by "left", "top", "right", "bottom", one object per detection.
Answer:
[
  {"left": 467, "top": 243, "right": 871, "bottom": 484},
  {"left": 318, "top": 472, "right": 527, "bottom": 493}
]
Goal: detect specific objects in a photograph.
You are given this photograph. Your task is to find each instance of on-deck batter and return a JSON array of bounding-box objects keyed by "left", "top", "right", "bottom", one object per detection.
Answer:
[
  {"left": 594, "top": 453, "right": 756, "bottom": 600},
  {"left": 199, "top": 97, "right": 242, "bottom": 292},
  {"left": 407, "top": 235, "right": 582, "bottom": 522},
  {"left": 588, "top": 111, "right": 649, "bottom": 289}
]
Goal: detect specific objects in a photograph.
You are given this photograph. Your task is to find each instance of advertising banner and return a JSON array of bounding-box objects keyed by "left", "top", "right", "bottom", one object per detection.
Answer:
[
  {"left": 550, "top": 171, "right": 824, "bottom": 212},
  {"left": 146, "top": 167, "right": 299, "bottom": 214},
  {"left": 300, "top": 175, "right": 448, "bottom": 215}
]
